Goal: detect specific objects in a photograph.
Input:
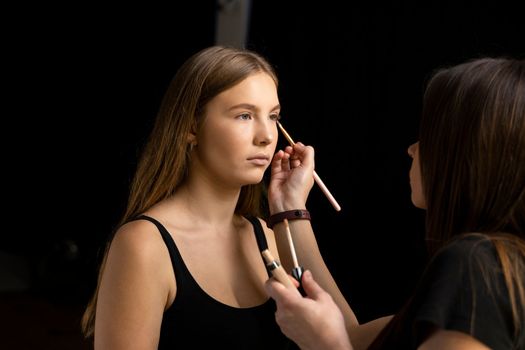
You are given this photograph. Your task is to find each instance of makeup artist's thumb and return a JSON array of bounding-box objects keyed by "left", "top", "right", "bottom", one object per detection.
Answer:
[{"left": 300, "top": 270, "right": 325, "bottom": 299}]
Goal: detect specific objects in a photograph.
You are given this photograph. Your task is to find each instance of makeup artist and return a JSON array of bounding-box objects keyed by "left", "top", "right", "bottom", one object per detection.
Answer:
[
  {"left": 265, "top": 57, "right": 525, "bottom": 350},
  {"left": 79, "top": 45, "right": 357, "bottom": 350}
]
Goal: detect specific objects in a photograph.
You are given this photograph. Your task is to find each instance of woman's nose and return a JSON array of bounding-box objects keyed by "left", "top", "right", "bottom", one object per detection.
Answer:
[
  {"left": 255, "top": 121, "right": 274, "bottom": 145},
  {"left": 407, "top": 142, "right": 417, "bottom": 158}
]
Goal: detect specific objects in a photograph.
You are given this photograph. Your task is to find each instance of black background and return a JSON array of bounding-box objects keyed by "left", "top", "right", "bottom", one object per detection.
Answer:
[{"left": 2, "top": 1, "right": 524, "bottom": 348}]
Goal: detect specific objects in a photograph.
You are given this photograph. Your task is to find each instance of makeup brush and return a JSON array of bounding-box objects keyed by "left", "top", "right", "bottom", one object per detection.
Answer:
[
  {"left": 283, "top": 218, "right": 306, "bottom": 295},
  {"left": 277, "top": 121, "right": 341, "bottom": 212}
]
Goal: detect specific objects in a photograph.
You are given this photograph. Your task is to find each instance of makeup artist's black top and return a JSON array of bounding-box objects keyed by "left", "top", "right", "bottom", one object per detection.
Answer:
[
  {"left": 369, "top": 234, "right": 519, "bottom": 350},
  {"left": 133, "top": 215, "right": 297, "bottom": 350}
]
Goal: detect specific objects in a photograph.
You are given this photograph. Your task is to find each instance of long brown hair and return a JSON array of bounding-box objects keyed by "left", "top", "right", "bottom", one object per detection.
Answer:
[
  {"left": 420, "top": 57, "right": 525, "bottom": 252},
  {"left": 419, "top": 57, "right": 525, "bottom": 346},
  {"left": 371, "top": 57, "right": 525, "bottom": 348},
  {"left": 81, "top": 46, "right": 278, "bottom": 337}
]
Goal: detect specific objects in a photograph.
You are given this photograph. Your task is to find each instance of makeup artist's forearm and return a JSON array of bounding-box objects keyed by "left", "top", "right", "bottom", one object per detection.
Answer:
[
  {"left": 348, "top": 316, "right": 393, "bottom": 350},
  {"left": 273, "top": 220, "right": 359, "bottom": 328}
]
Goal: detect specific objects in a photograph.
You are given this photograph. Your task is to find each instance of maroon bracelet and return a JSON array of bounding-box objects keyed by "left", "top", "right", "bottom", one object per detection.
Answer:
[{"left": 266, "top": 209, "right": 311, "bottom": 229}]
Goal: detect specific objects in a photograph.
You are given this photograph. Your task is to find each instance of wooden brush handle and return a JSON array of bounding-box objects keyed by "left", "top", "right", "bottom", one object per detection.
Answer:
[{"left": 261, "top": 249, "right": 295, "bottom": 288}]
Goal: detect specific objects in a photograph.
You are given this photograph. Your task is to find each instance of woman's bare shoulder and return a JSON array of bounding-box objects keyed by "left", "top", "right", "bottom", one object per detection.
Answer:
[{"left": 108, "top": 218, "right": 169, "bottom": 267}]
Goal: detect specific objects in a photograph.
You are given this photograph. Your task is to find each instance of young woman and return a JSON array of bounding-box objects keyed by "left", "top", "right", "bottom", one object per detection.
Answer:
[
  {"left": 80, "top": 45, "right": 324, "bottom": 349},
  {"left": 265, "top": 57, "right": 525, "bottom": 350},
  {"left": 82, "top": 46, "right": 356, "bottom": 350}
]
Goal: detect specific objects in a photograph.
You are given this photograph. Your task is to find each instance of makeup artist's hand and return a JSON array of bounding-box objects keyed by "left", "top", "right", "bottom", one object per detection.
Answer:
[
  {"left": 268, "top": 142, "right": 315, "bottom": 213},
  {"left": 265, "top": 270, "right": 353, "bottom": 350}
]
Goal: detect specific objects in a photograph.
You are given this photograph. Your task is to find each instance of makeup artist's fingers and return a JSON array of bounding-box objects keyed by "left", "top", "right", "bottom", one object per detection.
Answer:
[
  {"left": 277, "top": 146, "right": 293, "bottom": 170},
  {"left": 282, "top": 142, "right": 310, "bottom": 168},
  {"left": 289, "top": 274, "right": 300, "bottom": 288},
  {"left": 268, "top": 270, "right": 353, "bottom": 350},
  {"left": 298, "top": 270, "right": 327, "bottom": 301},
  {"left": 271, "top": 149, "right": 291, "bottom": 175},
  {"left": 270, "top": 142, "right": 315, "bottom": 197},
  {"left": 271, "top": 149, "right": 284, "bottom": 164},
  {"left": 283, "top": 145, "right": 294, "bottom": 156},
  {"left": 264, "top": 277, "right": 302, "bottom": 301},
  {"left": 292, "top": 142, "right": 315, "bottom": 166},
  {"left": 267, "top": 270, "right": 331, "bottom": 304}
]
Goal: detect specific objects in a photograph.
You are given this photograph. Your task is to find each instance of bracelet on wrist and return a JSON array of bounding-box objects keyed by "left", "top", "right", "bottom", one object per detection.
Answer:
[{"left": 266, "top": 209, "right": 311, "bottom": 229}]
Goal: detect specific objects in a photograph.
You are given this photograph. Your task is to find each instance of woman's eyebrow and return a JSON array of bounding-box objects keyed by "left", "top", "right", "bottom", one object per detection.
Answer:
[
  {"left": 227, "top": 103, "right": 281, "bottom": 112},
  {"left": 228, "top": 103, "right": 258, "bottom": 111}
]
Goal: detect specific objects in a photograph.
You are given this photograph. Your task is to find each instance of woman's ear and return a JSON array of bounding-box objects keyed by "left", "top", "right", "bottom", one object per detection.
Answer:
[{"left": 186, "top": 131, "right": 197, "bottom": 146}]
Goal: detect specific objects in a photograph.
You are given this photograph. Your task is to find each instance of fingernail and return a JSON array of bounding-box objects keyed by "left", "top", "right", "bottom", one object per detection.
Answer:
[{"left": 304, "top": 270, "right": 312, "bottom": 279}]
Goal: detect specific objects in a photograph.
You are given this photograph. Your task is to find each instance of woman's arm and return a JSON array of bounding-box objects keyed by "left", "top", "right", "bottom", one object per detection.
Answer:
[
  {"left": 418, "top": 328, "right": 491, "bottom": 350},
  {"left": 267, "top": 143, "right": 391, "bottom": 349},
  {"left": 94, "top": 220, "right": 174, "bottom": 349}
]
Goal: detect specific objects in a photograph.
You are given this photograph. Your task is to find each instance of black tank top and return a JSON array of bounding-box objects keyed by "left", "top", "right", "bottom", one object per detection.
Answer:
[{"left": 134, "top": 215, "right": 297, "bottom": 349}]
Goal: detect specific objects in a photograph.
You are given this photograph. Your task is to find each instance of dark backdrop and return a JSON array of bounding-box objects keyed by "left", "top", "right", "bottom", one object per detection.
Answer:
[{"left": 2, "top": 1, "right": 524, "bottom": 348}]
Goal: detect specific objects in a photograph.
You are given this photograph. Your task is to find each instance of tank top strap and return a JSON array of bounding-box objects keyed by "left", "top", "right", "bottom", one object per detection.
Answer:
[
  {"left": 130, "top": 214, "right": 190, "bottom": 285},
  {"left": 244, "top": 216, "right": 272, "bottom": 279}
]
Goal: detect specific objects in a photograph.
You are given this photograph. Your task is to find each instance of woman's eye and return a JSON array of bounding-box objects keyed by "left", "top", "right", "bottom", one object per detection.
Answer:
[
  {"left": 270, "top": 114, "right": 281, "bottom": 121},
  {"left": 238, "top": 113, "right": 252, "bottom": 120}
]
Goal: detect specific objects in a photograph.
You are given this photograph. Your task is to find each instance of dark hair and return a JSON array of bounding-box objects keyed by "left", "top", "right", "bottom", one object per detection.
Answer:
[
  {"left": 371, "top": 57, "right": 525, "bottom": 348},
  {"left": 419, "top": 57, "right": 525, "bottom": 346},
  {"left": 420, "top": 57, "right": 525, "bottom": 251}
]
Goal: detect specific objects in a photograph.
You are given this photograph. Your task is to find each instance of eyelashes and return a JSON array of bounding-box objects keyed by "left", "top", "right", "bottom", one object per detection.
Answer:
[{"left": 236, "top": 113, "right": 281, "bottom": 121}]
